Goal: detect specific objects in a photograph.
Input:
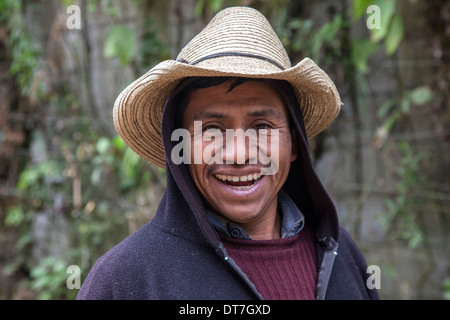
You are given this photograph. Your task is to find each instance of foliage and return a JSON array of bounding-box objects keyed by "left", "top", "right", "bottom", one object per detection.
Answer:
[
  {"left": 195, "top": 0, "right": 226, "bottom": 17},
  {"left": 4, "top": 91, "right": 160, "bottom": 298},
  {"left": 2, "top": 0, "right": 166, "bottom": 299},
  {"left": 377, "top": 86, "right": 434, "bottom": 134},
  {"left": 351, "top": 0, "right": 435, "bottom": 252},
  {"left": 0, "top": 0, "right": 41, "bottom": 96},
  {"left": 104, "top": 25, "right": 136, "bottom": 66},
  {"left": 444, "top": 278, "right": 450, "bottom": 300},
  {"left": 351, "top": 38, "right": 379, "bottom": 74},
  {"left": 374, "top": 83, "right": 434, "bottom": 249},
  {"left": 353, "top": 0, "right": 404, "bottom": 55},
  {"left": 101, "top": 1, "right": 169, "bottom": 69},
  {"left": 139, "top": 17, "right": 171, "bottom": 67},
  {"left": 29, "top": 257, "right": 77, "bottom": 300},
  {"left": 381, "top": 141, "right": 426, "bottom": 249}
]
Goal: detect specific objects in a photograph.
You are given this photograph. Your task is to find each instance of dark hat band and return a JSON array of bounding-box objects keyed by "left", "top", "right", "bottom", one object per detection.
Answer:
[{"left": 177, "top": 52, "right": 286, "bottom": 71}]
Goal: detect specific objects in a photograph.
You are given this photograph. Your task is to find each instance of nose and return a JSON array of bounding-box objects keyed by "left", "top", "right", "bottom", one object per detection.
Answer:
[{"left": 223, "top": 129, "right": 256, "bottom": 165}]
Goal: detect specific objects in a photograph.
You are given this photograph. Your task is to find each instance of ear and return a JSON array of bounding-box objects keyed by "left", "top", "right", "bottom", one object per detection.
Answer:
[{"left": 290, "top": 129, "right": 299, "bottom": 162}]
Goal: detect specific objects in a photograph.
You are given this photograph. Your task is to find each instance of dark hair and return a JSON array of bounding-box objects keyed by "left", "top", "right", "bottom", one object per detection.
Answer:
[{"left": 173, "top": 76, "right": 296, "bottom": 130}]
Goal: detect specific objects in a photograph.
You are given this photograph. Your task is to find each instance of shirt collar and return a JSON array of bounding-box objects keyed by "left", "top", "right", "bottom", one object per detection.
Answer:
[{"left": 206, "top": 189, "right": 305, "bottom": 240}]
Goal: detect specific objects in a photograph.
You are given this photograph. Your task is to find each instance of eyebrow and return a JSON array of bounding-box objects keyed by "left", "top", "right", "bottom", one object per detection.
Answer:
[
  {"left": 246, "top": 108, "right": 284, "bottom": 120},
  {"left": 192, "top": 111, "right": 227, "bottom": 121},
  {"left": 192, "top": 106, "right": 284, "bottom": 121}
]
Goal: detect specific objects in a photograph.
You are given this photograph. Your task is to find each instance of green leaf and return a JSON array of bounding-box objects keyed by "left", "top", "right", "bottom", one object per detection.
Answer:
[
  {"left": 383, "top": 111, "right": 401, "bottom": 132},
  {"left": 443, "top": 278, "right": 450, "bottom": 300},
  {"left": 112, "top": 135, "right": 126, "bottom": 150},
  {"left": 17, "top": 167, "right": 38, "bottom": 190},
  {"left": 353, "top": 0, "right": 374, "bottom": 20},
  {"left": 195, "top": 0, "right": 205, "bottom": 17},
  {"left": 96, "top": 137, "right": 111, "bottom": 154},
  {"left": 90, "top": 166, "right": 103, "bottom": 186},
  {"left": 103, "top": 25, "right": 136, "bottom": 66},
  {"left": 62, "top": 0, "right": 75, "bottom": 7},
  {"left": 407, "top": 230, "right": 423, "bottom": 249},
  {"left": 311, "top": 16, "right": 342, "bottom": 59},
  {"left": 120, "top": 148, "right": 141, "bottom": 180},
  {"left": 5, "top": 206, "right": 25, "bottom": 227},
  {"left": 352, "top": 38, "right": 378, "bottom": 74},
  {"left": 377, "top": 97, "right": 396, "bottom": 118},
  {"left": 400, "top": 98, "right": 411, "bottom": 114},
  {"left": 385, "top": 15, "right": 404, "bottom": 55},
  {"left": 210, "top": 0, "right": 224, "bottom": 13},
  {"left": 409, "top": 86, "right": 434, "bottom": 106}
]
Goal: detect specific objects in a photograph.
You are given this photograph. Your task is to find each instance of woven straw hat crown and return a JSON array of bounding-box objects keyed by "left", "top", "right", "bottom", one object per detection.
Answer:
[
  {"left": 113, "top": 6, "right": 341, "bottom": 169},
  {"left": 176, "top": 7, "right": 291, "bottom": 73}
]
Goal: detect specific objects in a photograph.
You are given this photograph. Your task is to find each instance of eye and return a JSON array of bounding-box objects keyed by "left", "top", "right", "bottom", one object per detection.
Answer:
[
  {"left": 254, "top": 123, "right": 272, "bottom": 130},
  {"left": 203, "top": 125, "right": 223, "bottom": 132}
]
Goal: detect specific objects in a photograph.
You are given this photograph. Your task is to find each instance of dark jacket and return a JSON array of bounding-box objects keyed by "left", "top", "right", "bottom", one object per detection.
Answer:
[{"left": 77, "top": 80, "right": 379, "bottom": 300}]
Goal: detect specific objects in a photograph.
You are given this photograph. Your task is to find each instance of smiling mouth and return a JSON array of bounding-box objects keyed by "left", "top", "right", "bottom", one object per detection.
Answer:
[{"left": 214, "top": 172, "right": 263, "bottom": 190}]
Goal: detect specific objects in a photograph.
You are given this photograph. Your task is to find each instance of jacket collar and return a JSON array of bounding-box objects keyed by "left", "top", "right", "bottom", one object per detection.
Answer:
[{"left": 205, "top": 190, "right": 305, "bottom": 240}]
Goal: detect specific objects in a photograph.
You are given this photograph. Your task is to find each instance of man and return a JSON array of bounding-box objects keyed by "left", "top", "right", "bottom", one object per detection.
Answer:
[{"left": 77, "top": 7, "right": 379, "bottom": 300}]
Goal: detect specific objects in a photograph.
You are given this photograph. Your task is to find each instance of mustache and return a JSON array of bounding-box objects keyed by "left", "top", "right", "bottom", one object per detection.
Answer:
[
  {"left": 206, "top": 161, "right": 271, "bottom": 173},
  {"left": 202, "top": 139, "right": 279, "bottom": 175},
  {"left": 206, "top": 159, "right": 278, "bottom": 176}
]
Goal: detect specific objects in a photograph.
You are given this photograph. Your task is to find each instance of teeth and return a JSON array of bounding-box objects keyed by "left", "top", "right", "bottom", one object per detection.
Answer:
[
  {"left": 215, "top": 172, "right": 262, "bottom": 182},
  {"left": 231, "top": 185, "right": 252, "bottom": 190}
]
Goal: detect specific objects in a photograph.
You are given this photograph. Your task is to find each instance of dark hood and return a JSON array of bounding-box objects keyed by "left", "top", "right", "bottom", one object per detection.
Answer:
[{"left": 157, "top": 78, "right": 339, "bottom": 256}]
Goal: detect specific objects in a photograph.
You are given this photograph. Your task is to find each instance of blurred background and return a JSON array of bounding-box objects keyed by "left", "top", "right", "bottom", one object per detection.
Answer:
[{"left": 0, "top": 0, "right": 448, "bottom": 300}]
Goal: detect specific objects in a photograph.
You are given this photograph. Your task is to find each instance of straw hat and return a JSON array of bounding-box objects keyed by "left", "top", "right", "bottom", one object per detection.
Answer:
[{"left": 113, "top": 6, "right": 341, "bottom": 169}]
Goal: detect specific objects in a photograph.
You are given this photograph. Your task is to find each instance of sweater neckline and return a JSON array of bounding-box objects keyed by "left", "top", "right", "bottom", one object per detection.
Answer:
[{"left": 218, "top": 227, "right": 314, "bottom": 251}]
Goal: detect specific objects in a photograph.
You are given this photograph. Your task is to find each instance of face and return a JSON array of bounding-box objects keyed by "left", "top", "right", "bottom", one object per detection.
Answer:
[{"left": 182, "top": 80, "right": 297, "bottom": 228}]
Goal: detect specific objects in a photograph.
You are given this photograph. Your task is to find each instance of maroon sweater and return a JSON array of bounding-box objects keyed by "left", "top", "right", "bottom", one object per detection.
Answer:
[{"left": 219, "top": 226, "right": 317, "bottom": 300}]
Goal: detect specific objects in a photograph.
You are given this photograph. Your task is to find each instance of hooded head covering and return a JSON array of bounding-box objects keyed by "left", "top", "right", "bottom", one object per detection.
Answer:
[
  {"left": 113, "top": 7, "right": 341, "bottom": 169},
  {"left": 158, "top": 75, "right": 339, "bottom": 255},
  {"left": 112, "top": 6, "right": 340, "bottom": 244}
]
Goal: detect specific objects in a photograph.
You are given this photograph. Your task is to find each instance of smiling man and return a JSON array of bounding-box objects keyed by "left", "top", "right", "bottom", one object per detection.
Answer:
[
  {"left": 77, "top": 7, "right": 379, "bottom": 300},
  {"left": 182, "top": 78, "right": 295, "bottom": 241}
]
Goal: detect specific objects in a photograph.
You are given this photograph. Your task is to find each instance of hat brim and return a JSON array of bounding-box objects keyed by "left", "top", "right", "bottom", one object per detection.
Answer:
[{"left": 113, "top": 57, "right": 341, "bottom": 169}]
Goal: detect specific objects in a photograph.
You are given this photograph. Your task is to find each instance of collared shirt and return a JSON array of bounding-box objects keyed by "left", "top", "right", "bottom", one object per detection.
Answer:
[{"left": 206, "top": 190, "right": 305, "bottom": 240}]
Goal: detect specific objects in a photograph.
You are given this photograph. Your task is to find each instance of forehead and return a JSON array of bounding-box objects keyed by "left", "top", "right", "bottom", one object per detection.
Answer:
[{"left": 183, "top": 80, "right": 289, "bottom": 121}]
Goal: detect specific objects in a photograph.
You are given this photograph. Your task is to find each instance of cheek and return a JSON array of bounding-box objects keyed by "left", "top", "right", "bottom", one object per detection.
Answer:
[
  {"left": 277, "top": 131, "right": 295, "bottom": 162},
  {"left": 258, "top": 130, "right": 293, "bottom": 174},
  {"left": 188, "top": 162, "right": 213, "bottom": 200},
  {"left": 187, "top": 164, "right": 203, "bottom": 190},
  {"left": 189, "top": 160, "right": 202, "bottom": 174}
]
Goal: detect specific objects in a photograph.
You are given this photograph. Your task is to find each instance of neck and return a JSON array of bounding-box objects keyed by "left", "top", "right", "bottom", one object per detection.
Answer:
[{"left": 241, "top": 210, "right": 281, "bottom": 240}]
